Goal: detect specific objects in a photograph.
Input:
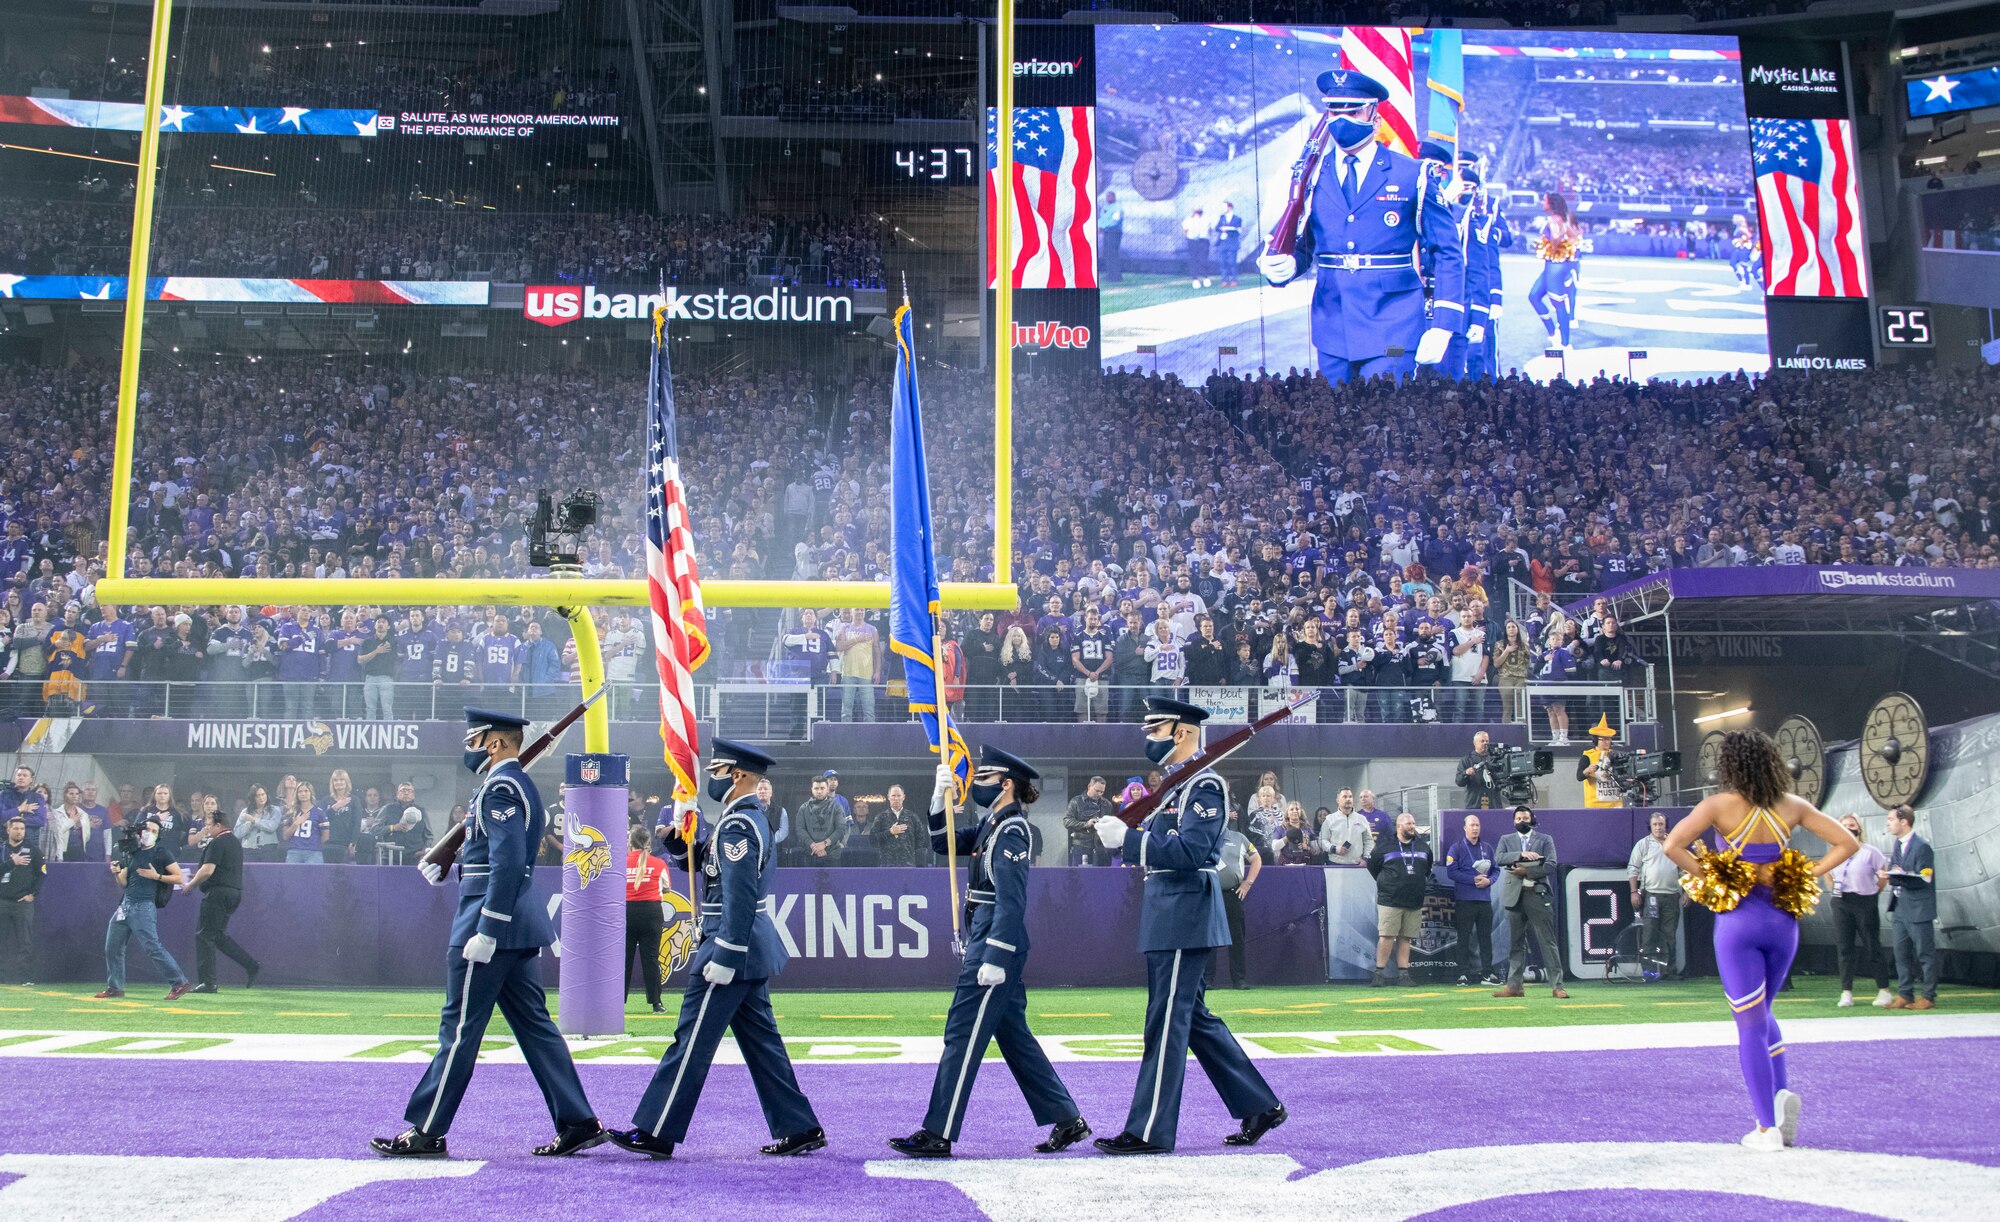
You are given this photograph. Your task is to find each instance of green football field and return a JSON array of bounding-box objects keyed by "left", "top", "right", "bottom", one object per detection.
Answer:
[{"left": 7, "top": 978, "right": 1996, "bottom": 1037}]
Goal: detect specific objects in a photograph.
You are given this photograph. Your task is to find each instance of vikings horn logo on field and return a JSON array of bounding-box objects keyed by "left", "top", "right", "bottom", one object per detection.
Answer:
[{"left": 562, "top": 816, "right": 613, "bottom": 889}]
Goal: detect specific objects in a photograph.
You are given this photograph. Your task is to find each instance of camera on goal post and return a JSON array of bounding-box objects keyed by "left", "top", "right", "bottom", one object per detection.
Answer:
[
  {"left": 1605, "top": 749, "right": 1682, "bottom": 807},
  {"left": 1485, "top": 743, "right": 1554, "bottom": 806}
]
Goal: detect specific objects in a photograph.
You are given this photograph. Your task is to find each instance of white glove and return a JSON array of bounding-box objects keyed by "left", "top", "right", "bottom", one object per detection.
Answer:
[
  {"left": 461, "top": 933, "right": 497, "bottom": 964},
  {"left": 1094, "top": 815, "right": 1127, "bottom": 850},
  {"left": 931, "top": 764, "right": 955, "bottom": 809},
  {"left": 977, "top": 963, "right": 1006, "bottom": 988},
  {"left": 1257, "top": 252, "right": 1297, "bottom": 284},
  {"left": 1465, "top": 323, "right": 1486, "bottom": 345},
  {"left": 1414, "top": 326, "right": 1453, "bottom": 366},
  {"left": 418, "top": 860, "right": 447, "bottom": 886},
  {"left": 702, "top": 961, "right": 737, "bottom": 986},
  {"left": 1490, "top": 304, "right": 1505, "bottom": 320}
]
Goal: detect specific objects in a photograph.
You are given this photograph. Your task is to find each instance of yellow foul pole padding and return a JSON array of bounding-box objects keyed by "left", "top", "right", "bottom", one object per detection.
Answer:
[
  {"left": 106, "top": 0, "right": 177, "bottom": 582},
  {"left": 993, "top": 0, "right": 1015, "bottom": 585},
  {"left": 562, "top": 607, "right": 612, "bottom": 755}
]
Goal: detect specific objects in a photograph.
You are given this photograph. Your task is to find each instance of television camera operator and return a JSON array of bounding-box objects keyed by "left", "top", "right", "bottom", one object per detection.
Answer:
[
  {"left": 97, "top": 815, "right": 191, "bottom": 1000},
  {"left": 1457, "top": 731, "right": 1499, "bottom": 809}
]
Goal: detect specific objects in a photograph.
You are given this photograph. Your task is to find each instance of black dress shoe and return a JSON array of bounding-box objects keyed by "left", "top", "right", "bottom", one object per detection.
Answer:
[
  {"left": 189, "top": 983, "right": 219, "bottom": 994},
  {"left": 370, "top": 1128, "right": 447, "bottom": 1159},
  {"left": 1093, "top": 1132, "right": 1168, "bottom": 1156},
  {"left": 886, "top": 1128, "right": 952, "bottom": 1159},
  {"left": 245, "top": 963, "right": 260, "bottom": 989},
  {"left": 534, "top": 1121, "right": 609, "bottom": 1157},
  {"left": 1034, "top": 1117, "right": 1091, "bottom": 1153},
  {"left": 761, "top": 1127, "right": 826, "bottom": 1156},
  {"left": 605, "top": 1128, "right": 676, "bottom": 1160},
  {"left": 1223, "top": 1104, "right": 1287, "bottom": 1146}
]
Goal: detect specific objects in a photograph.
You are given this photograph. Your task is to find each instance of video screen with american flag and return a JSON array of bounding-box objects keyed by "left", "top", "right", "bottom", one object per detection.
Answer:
[{"left": 1084, "top": 25, "right": 1776, "bottom": 385}]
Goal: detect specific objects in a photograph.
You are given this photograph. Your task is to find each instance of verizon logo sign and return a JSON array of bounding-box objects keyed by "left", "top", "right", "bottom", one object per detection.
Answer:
[
  {"left": 1013, "top": 58, "right": 1081, "bottom": 77},
  {"left": 1011, "top": 321, "right": 1092, "bottom": 349},
  {"left": 524, "top": 284, "right": 855, "bottom": 327}
]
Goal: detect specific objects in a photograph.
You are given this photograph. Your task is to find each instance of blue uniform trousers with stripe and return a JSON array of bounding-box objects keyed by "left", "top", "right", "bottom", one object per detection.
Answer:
[
  {"left": 922, "top": 951, "right": 1078, "bottom": 1141},
  {"left": 403, "top": 947, "right": 593, "bottom": 1135},
  {"left": 632, "top": 970, "right": 819, "bottom": 1144},
  {"left": 1123, "top": 947, "right": 1277, "bottom": 1151}
]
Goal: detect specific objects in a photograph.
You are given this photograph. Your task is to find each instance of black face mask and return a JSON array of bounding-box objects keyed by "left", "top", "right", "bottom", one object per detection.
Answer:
[{"left": 1515, "top": 820, "right": 1534, "bottom": 834}]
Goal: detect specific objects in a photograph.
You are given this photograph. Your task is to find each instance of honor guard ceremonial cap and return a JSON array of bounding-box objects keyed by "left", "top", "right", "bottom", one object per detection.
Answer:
[
  {"left": 710, "top": 738, "right": 778, "bottom": 776},
  {"left": 975, "top": 745, "right": 1040, "bottom": 783},
  {"left": 1316, "top": 69, "right": 1392, "bottom": 104},
  {"left": 464, "top": 706, "right": 532, "bottom": 733},
  {"left": 1143, "top": 696, "right": 1211, "bottom": 726},
  {"left": 1417, "top": 140, "right": 1455, "bottom": 165}
]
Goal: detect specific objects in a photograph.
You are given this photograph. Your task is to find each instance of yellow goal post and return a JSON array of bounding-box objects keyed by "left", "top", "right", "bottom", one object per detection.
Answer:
[{"left": 93, "top": 0, "right": 1023, "bottom": 754}]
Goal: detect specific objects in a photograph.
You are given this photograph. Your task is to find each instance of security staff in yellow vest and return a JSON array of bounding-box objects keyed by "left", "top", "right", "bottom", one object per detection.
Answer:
[{"left": 1576, "top": 715, "right": 1622, "bottom": 808}]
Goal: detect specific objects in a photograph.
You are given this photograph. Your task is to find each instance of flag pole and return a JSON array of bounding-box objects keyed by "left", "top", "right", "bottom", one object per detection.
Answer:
[
  {"left": 905, "top": 275, "right": 965, "bottom": 958},
  {"left": 654, "top": 303, "right": 704, "bottom": 945}
]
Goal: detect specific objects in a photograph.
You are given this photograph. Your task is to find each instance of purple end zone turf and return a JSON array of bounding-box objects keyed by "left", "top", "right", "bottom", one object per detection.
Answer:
[{"left": 1, "top": 1038, "right": 1993, "bottom": 1218}]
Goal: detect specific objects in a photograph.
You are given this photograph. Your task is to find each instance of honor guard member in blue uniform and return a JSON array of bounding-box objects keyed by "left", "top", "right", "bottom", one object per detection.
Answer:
[
  {"left": 1088, "top": 698, "right": 1286, "bottom": 1154},
  {"left": 607, "top": 739, "right": 825, "bottom": 1160},
  {"left": 1460, "top": 160, "right": 1510, "bottom": 381},
  {"left": 372, "top": 707, "right": 604, "bottom": 1159},
  {"left": 888, "top": 746, "right": 1091, "bottom": 1159},
  {"left": 1259, "top": 69, "right": 1466, "bottom": 384},
  {"left": 1417, "top": 140, "right": 1474, "bottom": 379}
]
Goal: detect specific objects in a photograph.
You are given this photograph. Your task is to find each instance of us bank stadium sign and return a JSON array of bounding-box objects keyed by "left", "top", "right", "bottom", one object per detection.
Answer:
[
  {"left": 186, "top": 720, "right": 423, "bottom": 754},
  {"left": 523, "top": 283, "right": 857, "bottom": 327}
]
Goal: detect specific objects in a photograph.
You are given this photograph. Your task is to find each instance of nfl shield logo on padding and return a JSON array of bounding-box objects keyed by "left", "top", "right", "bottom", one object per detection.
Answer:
[{"left": 580, "top": 759, "right": 601, "bottom": 785}]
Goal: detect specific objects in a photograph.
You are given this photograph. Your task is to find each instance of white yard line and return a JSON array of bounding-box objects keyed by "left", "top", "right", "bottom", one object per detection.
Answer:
[{"left": 3, "top": 1012, "right": 1994, "bottom": 1065}]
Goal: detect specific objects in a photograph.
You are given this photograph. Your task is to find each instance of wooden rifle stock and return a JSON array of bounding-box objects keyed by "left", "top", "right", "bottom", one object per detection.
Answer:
[
  {"left": 419, "top": 686, "right": 606, "bottom": 874},
  {"left": 1117, "top": 696, "right": 1312, "bottom": 829},
  {"left": 1263, "top": 112, "right": 1332, "bottom": 259}
]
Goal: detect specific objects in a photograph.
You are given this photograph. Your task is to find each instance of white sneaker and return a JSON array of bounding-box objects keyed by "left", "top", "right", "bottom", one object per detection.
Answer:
[
  {"left": 1739, "top": 1126, "right": 1785, "bottom": 1152},
  {"left": 1837, "top": 990, "right": 1854, "bottom": 1007},
  {"left": 1873, "top": 989, "right": 1894, "bottom": 1007},
  {"left": 1775, "top": 1089, "right": 1801, "bottom": 1147}
]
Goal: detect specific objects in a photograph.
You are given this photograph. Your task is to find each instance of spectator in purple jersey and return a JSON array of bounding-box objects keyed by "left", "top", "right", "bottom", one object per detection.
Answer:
[
  {"left": 434, "top": 620, "right": 479, "bottom": 692},
  {"left": 283, "top": 780, "right": 328, "bottom": 864},
  {"left": 475, "top": 613, "right": 521, "bottom": 707},
  {"left": 273, "top": 610, "right": 324, "bottom": 719},
  {"left": 393, "top": 609, "right": 438, "bottom": 719},
  {"left": 86, "top": 604, "right": 135, "bottom": 717}
]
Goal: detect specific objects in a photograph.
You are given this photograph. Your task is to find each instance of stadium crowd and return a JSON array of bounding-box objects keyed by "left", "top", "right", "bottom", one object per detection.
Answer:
[
  {"left": 0, "top": 199, "right": 888, "bottom": 288},
  {"left": 3, "top": 356, "right": 1999, "bottom": 730}
]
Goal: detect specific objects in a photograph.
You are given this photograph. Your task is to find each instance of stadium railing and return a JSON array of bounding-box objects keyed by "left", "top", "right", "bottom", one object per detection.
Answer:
[{"left": 51, "top": 680, "right": 1657, "bottom": 736}]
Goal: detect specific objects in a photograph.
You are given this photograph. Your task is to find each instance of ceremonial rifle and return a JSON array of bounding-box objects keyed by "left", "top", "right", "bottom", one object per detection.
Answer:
[
  {"left": 1117, "top": 695, "right": 1315, "bottom": 828},
  {"left": 419, "top": 685, "right": 607, "bottom": 874},
  {"left": 1263, "top": 112, "right": 1333, "bottom": 259}
]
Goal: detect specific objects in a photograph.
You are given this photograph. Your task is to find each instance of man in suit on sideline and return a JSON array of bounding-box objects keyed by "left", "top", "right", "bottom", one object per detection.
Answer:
[
  {"left": 1491, "top": 804, "right": 1569, "bottom": 999},
  {"left": 1884, "top": 804, "right": 1939, "bottom": 1010}
]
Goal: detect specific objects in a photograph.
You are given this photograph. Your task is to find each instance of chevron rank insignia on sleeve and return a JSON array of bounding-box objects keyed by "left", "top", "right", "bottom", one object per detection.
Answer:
[
  {"left": 723, "top": 840, "right": 749, "bottom": 861},
  {"left": 1004, "top": 847, "right": 1027, "bottom": 861}
]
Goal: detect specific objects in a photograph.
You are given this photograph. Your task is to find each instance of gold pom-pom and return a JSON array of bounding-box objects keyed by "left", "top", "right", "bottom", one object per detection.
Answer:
[
  {"left": 1768, "top": 848, "right": 1822, "bottom": 919},
  {"left": 1682, "top": 844, "right": 1755, "bottom": 914},
  {"left": 1532, "top": 235, "right": 1579, "bottom": 263}
]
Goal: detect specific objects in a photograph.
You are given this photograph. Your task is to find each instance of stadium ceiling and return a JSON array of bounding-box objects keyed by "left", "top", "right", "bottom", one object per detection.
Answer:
[{"left": 89, "top": 0, "right": 561, "bottom": 12}]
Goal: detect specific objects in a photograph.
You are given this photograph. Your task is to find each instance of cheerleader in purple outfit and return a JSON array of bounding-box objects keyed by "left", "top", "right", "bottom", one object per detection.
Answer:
[{"left": 1664, "top": 730, "right": 1859, "bottom": 1152}]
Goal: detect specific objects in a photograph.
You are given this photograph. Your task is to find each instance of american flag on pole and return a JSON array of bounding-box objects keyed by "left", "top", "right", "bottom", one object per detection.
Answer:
[
  {"left": 1339, "top": 26, "right": 1418, "bottom": 156},
  {"left": 987, "top": 105, "right": 1098, "bottom": 289},
  {"left": 1750, "top": 117, "right": 1869, "bottom": 298},
  {"left": 644, "top": 308, "right": 710, "bottom": 804}
]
